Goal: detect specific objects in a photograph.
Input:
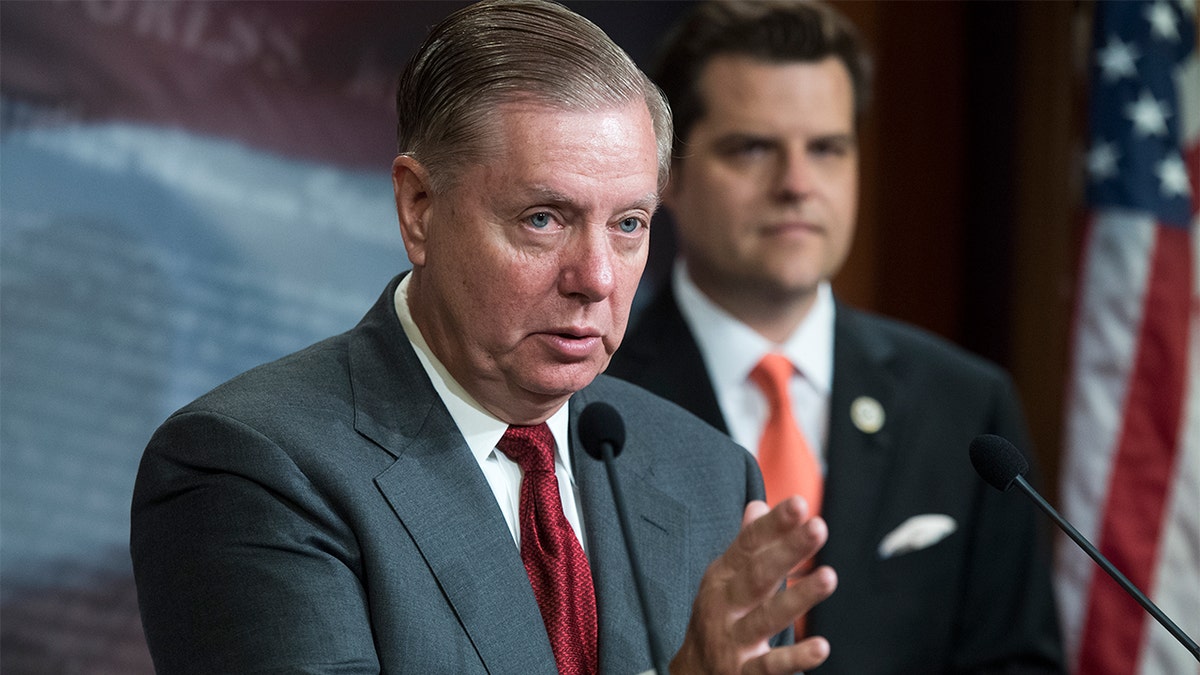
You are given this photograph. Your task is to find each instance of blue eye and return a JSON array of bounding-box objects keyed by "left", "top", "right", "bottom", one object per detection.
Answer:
[
  {"left": 618, "top": 218, "right": 641, "bottom": 233},
  {"left": 528, "top": 212, "right": 552, "bottom": 229}
]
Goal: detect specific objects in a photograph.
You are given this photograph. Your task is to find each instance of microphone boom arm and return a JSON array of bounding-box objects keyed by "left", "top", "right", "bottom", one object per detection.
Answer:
[
  {"left": 1012, "top": 475, "right": 1199, "bottom": 660},
  {"left": 597, "top": 439, "right": 671, "bottom": 675}
]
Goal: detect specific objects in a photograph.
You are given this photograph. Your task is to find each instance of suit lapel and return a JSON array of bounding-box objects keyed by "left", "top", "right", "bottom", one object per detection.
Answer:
[
  {"left": 570, "top": 390, "right": 687, "bottom": 675},
  {"left": 615, "top": 286, "right": 728, "bottom": 433},
  {"left": 815, "top": 305, "right": 901, "bottom": 575},
  {"left": 372, "top": 433, "right": 557, "bottom": 674},
  {"left": 348, "top": 277, "right": 557, "bottom": 675}
]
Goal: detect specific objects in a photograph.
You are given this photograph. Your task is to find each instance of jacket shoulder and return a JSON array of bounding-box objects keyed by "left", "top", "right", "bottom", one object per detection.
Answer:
[
  {"left": 838, "top": 305, "right": 1012, "bottom": 386},
  {"left": 168, "top": 330, "right": 357, "bottom": 436}
]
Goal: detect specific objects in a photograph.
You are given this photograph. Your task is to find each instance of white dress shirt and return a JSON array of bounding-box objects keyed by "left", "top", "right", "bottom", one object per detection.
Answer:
[
  {"left": 673, "top": 261, "right": 835, "bottom": 473},
  {"left": 393, "top": 275, "right": 586, "bottom": 550}
]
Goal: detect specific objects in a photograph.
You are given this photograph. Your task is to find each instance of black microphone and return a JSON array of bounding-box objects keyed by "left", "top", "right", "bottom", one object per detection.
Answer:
[
  {"left": 969, "top": 434, "right": 1199, "bottom": 661},
  {"left": 579, "top": 402, "right": 670, "bottom": 675}
]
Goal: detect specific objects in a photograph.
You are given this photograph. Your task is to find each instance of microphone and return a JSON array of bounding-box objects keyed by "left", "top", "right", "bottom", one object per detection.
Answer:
[
  {"left": 579, "top": 402, "right": 670, "bottom": 675},
  {"left": 969, "top": 434, "right": 1199, "bottom": 661}
]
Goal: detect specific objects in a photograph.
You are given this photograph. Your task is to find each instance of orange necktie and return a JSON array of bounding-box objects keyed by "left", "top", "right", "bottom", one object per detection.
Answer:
[{"left": 749, "top": 353, "right": 823, "bottom": 516}]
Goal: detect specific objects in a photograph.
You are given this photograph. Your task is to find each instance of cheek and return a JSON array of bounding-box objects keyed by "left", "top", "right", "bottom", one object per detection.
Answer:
[
  {"left": 672, "top": 162, "right": 736, "bottom": 210},
  {"left": 675, "top": 215, "right": 726, "bottom": 259},
  {"left": 615, "top": 254, "right": 648, "bottom": 299},
  {"left": 697, "top": 168, "right": 748, "bottom": 204},
  {"left": 674, "top": 180, "right": 737, "bottom": 234},
  {"left": 832, "top": 167, "right": 859, "bottom": 221},
  {"left": 827, "top": 216, "right": 857, "bottom": 271},
  {"left": 437, "top": 249, "right": 519, "bottom": 340},
  {"left": 702, "top": 180, "right": 762, "bottom": 236},
  {"left": 845, "top": 194, "right": 859, "bottom": 230},
  {"left": 831, "top": 196, "right": 858, "bottom": 258},
  {"left": 485, "top": 257, "right": 561, "bottom": 321}
]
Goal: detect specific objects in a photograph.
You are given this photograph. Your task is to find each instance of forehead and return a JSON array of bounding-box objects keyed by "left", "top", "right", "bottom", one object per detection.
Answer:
[
  {"left": 471, "top": 101, "right": 661, "bottom": 206},
  {"left": 694, "top": 55, "right": 854, "bottom": 132}
]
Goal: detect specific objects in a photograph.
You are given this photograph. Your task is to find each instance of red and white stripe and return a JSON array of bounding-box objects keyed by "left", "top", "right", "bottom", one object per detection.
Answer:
[{"left": 1056, "top": 16, "right": 1200, "bottom": 675}]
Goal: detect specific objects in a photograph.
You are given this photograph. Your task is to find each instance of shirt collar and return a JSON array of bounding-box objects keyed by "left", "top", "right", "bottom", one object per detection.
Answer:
[
  {"left": 393, "top": 274, "right": 574, "bottom": 472},
  {"left": 673, "top": 261, "right": 835, "bottom": 393}
]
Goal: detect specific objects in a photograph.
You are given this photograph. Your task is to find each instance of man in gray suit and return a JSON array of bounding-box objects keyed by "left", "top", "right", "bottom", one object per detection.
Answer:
[{"left": 130, "top": 1, "right": 837, "bottom": 673}]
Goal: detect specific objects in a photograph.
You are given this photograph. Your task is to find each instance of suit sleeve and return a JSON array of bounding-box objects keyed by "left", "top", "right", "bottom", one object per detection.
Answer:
[
  {"left": 950, "top": 373, "right": 1064, "bottom": 673},
  {"left": 130, "top": 410, "right": 380, "bottom": 674}
]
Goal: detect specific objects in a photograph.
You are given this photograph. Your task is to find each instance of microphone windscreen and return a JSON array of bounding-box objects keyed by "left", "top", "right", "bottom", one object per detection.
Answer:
[
  {"left": 969, "top": 434, "right": 1029, "bottom": 492},
  {"left": 579, "top": 402, "right": 626, "bottom": 460}
]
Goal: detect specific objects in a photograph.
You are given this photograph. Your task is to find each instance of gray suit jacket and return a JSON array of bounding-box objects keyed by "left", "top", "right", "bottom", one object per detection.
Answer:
[
  {"left": 131, "top": 275, "right": 764, "bottom": 674},
  {"left": 608, "top": 284, "right": 1064, "bottom": 674}
]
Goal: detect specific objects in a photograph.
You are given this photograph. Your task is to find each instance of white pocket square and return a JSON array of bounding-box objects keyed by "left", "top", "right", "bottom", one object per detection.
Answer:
[{"left": 877, "top": 514, "right": 958, "bottom": 559}]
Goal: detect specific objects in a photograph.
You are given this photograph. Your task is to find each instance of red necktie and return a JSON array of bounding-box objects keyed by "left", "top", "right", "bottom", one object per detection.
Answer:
[
  {"left": 498, "top": 423, "right": 598, "bottom": 675},
  {"left": 749, "top": 353, "right": 823, "bottom": 515}
]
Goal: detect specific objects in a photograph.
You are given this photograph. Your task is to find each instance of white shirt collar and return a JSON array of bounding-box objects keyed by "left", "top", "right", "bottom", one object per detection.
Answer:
[
  {"left": 673, "top": 260, "right": 835, "bottom": 393},
  {"left": 393, "top": 274, "right": 574, "bottom": 473}
]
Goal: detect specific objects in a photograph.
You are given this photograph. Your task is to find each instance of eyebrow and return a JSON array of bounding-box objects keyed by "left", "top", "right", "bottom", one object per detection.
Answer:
[
  {"left": 714, "top": 131, "right": 857, "bottom": 146},
  {"left": 630, "top": 191, "right": 662, "bottom": 212},
  {"left": 714, "top": 131, "right": 778, "bottom": 145},
  {"left": 523, "top": 186, "right": 661, "bottom": 214},
  {"left": 813, "top": 132, "right": 858, "bottom": 146}
]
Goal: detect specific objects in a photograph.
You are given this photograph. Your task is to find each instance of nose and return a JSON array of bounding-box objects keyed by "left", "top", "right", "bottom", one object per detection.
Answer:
[
  {"left": 558, "top": 226, "right": 616, "bottom": 303},
  {"left": 775, "top": 149, "right": 813, "bottom": 201}
]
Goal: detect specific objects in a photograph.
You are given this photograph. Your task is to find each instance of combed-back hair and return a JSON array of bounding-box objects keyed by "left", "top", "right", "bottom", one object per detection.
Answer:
[{"left": 396, "top": 0, "right": 672, "bottom": 192}]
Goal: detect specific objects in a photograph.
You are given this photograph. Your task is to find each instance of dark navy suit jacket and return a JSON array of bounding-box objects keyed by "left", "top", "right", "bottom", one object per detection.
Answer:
[{"left": 608, "top": 283, "right": 1064, "bottom": 674}]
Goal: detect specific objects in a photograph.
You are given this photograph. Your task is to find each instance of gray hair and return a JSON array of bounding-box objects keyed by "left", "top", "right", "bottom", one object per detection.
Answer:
[{"left": 396, "top": 0, "right": 672, "bottom": 192}]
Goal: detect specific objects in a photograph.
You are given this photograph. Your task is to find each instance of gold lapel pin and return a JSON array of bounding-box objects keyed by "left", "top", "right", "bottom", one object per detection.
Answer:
[{"left": 851, "top": 396, "right": 885, "bottom": 434}]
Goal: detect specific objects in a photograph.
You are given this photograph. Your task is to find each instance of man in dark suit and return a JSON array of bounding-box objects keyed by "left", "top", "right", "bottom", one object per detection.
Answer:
[
  {"left": 130, "top": 1, "right": 838, "bottom": 673},
  {"left": 608, "top": 2, "right": 1064, "bottom": 673}
]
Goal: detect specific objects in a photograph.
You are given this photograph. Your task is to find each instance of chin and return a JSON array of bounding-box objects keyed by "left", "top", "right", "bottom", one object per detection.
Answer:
[{"left": 525, "top": 366, "right": 604, "bottom": 399}]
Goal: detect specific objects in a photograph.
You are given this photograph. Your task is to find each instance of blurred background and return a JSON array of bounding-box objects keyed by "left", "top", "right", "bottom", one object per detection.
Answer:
[{"left": 1, "top": 1, "right": 1195, "bottom": 673}]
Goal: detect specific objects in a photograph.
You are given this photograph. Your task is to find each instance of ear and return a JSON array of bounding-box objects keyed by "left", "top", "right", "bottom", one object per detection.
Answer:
[{"left": 393, "top": 154, "right": 434, "bottom": 267}]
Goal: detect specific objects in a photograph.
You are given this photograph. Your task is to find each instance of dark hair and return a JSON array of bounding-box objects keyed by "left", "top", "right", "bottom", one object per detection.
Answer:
[
  {"left": 396, "top": 0, "right": 672, "bottom": 192},
  {"left": 652, "top": 0, "right": 872, "bottom": 159}
]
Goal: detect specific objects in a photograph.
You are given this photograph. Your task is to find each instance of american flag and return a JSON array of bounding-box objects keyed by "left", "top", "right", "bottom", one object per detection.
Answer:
[{"left": 1057, "top": 1, "right": 1199, "bottom": 674}]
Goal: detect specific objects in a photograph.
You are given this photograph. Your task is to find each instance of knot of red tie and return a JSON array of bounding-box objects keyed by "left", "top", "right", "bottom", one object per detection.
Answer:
[{"left": 498, "top": 423, "right": 556, "bottom": 475}]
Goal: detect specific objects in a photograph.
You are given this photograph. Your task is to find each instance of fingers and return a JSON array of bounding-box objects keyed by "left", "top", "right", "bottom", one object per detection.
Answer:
[
  {"left": 741, "top": 636, "right": 832, "bottom": 675},
  {"left": 732, "top": 564, "right": 837, "bottom": 646},
  {"left": 722, "top": 498, "right": 825, "bottom": 608},
  {"left": 671, "top": 496, "right": 836, "bottom": 675},
  {"left": 738, "top": 497, "right": 822, "bottom": 558},
  {"left": 740, "top": 499, "right": 771, "bottom": 528}
]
